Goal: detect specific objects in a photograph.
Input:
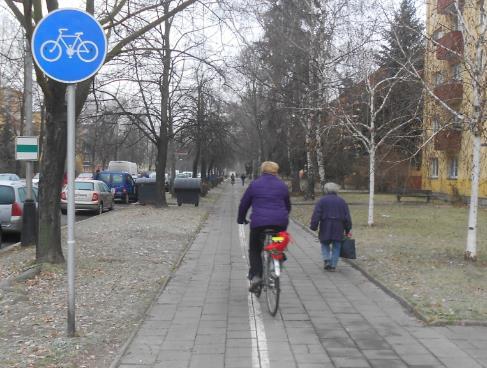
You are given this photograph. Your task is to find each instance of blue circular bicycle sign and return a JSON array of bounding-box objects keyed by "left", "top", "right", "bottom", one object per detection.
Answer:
[{"left": 32, "top": 8, "right": 107, "bottom": 84}]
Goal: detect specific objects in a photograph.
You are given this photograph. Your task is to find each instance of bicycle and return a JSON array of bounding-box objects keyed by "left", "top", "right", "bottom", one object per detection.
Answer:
[
  {"left": 254, "top": 230, "right": 290, "bottom": 316},
  {"left": 40, "top": 28, "right": 99, "bottom": 63}
]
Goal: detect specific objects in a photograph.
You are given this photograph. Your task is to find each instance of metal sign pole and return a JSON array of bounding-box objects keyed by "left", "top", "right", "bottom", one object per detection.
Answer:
[
  {"left": 25, "top": 40, "right": 33, "bottom": 197},
  {"left": 66, "top": 84, "right": 76, "bottom": 337},
  {"left": 31, "top": 8, "right": 107, "bottom": 338},
  {"left": 21, "top": 39, "right": 37, "bottom": 247}
]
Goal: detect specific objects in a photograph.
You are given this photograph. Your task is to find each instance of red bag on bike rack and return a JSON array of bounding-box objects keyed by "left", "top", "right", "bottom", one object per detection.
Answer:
[{"left": 264, "top": 231, "right": 291, "bottom": 256}]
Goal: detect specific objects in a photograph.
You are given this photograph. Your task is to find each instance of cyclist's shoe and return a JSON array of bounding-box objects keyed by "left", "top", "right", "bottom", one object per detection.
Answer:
[
  {"left": 249, "top": 276, "right": 262, "bottom": 293},
  {"left": 324, "top": 260, "right": 331, "bottom": 270}
]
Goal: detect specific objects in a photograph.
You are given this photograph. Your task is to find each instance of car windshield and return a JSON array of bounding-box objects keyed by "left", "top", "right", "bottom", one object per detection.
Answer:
[
  {"left": 18, "top": 187, "right": 38, "bottom": 202},
  {"left": 99, "top": 173, "right": 111, "bottom": 183},
  {"left": 0, "top": 185, "right": 15, "bottom": 205},
  {"left": 75, "top": 182, "right": 94, "bottom": 191},
  {"left": 0, "top": 174, "right": 20, "bottom": 181},
  {"left": 112, "top": 174, "right": 124, "bottom": 185}
]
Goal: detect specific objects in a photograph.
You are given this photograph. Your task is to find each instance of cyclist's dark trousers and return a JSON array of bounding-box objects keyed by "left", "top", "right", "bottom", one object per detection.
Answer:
[{"left": 248, "top": 225, "right": 286, "bottom": 280}]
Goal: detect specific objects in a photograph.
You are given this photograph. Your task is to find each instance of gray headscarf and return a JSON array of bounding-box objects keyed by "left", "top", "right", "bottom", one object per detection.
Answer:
[{"left": 323, "top": 182, "right": 341, "bottom": 194}]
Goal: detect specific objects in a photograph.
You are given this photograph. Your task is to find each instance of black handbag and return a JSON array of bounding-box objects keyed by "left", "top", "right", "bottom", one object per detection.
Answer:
[{"left": 340, "top": 238, "right": 356, "bottom": 259}]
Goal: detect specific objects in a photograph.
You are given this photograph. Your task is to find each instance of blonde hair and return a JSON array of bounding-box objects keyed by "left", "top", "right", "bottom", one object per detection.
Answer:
[{"left": 261, "top": 161, "right": 279, "bottom": 174}]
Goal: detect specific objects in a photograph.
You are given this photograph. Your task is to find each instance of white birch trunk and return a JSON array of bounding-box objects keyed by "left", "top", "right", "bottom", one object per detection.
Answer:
[
  {"left": 465, "top": 133, "right": 481, "bottom": 260},
  {"left": 464, "top": 22, "right": 485, "bottom": 261},
  {"left": 305, "top": 126, "right": 314, "bottom": 199},
  {"left": 315, "top": 126, "right": 326, "bottom": 194},
  {"left": 368, "top": 147, "right": 376, "bottom": 226}
]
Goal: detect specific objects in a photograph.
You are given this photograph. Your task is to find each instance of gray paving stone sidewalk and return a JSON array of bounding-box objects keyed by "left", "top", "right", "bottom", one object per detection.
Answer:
[{"left": 116, "top": 184, "right": 487, "bottom": 368}]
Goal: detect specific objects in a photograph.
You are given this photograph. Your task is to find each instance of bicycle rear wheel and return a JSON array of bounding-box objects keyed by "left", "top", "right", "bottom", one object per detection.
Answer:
[{"left": 264, "top": 251, "right": 280, "bottom": 316}]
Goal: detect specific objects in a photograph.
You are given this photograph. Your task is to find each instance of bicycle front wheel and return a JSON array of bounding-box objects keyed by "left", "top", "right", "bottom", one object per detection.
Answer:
[
  {"left": 77, "top": 40, "right": 99, "bottom": 62},
  {"left": 264, "top": 253, "right": 280, "bottom": 316}
]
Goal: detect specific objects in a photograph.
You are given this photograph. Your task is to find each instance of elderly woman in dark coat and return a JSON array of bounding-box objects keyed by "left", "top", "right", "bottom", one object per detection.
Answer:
[{"left": 310, "top": 183, "right": 352, "bottom": 271}]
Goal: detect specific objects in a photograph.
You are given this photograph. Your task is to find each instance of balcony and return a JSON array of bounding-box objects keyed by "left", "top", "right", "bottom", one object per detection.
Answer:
[
  {"left": 433, "top": 81, "right": 463, "bottom": 107},
  {"left": 437, "top": 0, "right": 463, "bottom": 14},
  {"left": 434, "top": 129, "right": 462, "bottom": 152},
  {"left": 436, "top": 31, "right": 464, "bottom": 62}
]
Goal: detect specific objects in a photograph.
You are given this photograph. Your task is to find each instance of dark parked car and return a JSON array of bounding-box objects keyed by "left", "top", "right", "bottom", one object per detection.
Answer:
[{"left": 97, "top": 171, "right": 137, "bottom": 204}]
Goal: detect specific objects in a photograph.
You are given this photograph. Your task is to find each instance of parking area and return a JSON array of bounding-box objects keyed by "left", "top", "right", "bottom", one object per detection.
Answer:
[{"left": 0, "top": 202, "right": 130, "bottom": 249}]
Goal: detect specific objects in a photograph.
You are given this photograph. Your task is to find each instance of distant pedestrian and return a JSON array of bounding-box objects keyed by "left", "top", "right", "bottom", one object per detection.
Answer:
[
  {"left": 240, "top": 174, "right": 246, "bottom": 186},
  {"left": 309, "top": 182, "right": 352, "bottom": 272}
]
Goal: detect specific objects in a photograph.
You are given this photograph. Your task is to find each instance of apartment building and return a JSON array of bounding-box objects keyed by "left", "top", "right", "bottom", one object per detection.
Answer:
[{"left": 422, "top": 0, "right": 487, "bottom": 203}]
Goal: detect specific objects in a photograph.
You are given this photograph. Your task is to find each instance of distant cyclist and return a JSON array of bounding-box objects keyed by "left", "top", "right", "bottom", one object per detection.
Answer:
[{"left": 237, "top": 161, "right": 291, "bottom": 292}]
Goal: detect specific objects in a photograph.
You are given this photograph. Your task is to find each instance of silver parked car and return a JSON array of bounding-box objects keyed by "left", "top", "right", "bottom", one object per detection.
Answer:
[
  {"left": 0, "top": 173, "right": 21, "bottom": 181},
  {"left": 60, "top": 180, "right": 114, "bottom": 215},
  {"left": 0, "top": 180, "right": 38, "bottom": 234}
]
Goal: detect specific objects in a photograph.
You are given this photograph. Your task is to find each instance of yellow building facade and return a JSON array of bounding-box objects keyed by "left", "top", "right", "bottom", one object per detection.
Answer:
[{"left": 422, "top": 0, "right": 487, "bottom": 202}]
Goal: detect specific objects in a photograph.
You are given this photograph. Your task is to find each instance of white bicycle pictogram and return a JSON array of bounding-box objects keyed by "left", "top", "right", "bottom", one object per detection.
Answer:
[{"left": 40, "top": 28, "right": 99, "bottom": 63}]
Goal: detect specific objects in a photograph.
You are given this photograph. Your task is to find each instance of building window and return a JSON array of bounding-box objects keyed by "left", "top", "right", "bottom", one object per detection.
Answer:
[
  {"left": 430, "top": 158, "right": 439, "bottom": 178},
  {"left": 451, "top": 64, "right": 461, "bottom": 81},
  {"left": 449, "top": 157, "right": 459, "bottom": 179},
  {"left": 432, "top": 118, "right": 441, "bottom": 133},
  {"left": 435, "top": 72, "right": 444, "bottom": 86}
]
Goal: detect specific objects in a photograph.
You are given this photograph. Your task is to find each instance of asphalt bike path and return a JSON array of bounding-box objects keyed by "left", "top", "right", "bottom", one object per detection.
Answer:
[{"left": 116, "top": 184, "right": 487, "bottom": 368}]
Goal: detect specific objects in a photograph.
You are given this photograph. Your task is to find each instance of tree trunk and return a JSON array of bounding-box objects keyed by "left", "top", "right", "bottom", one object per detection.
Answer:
[
  {"left": 305, "top": 122, "right": 315, "bottom": 200},
  {"left": 465, "top": 133, "right": 481, "bottom": 261},
  {"left": 192, "top": 144, "right": 200, "bottom": 178},
  {"left": 153, "top": 9, "right": 171, "bottom": 207},
  {"left": 154, "top": 137, "right": 168, "bottom": 207},
  {"left": 200, "top": 155, "right": 208, "bottom": 181},
  {"left": 287, "top": 118, "right": 300, "bottom": 193},
  {"left": 168, "top": 133, "right": 176, "bottom": 194},
  {"left": 305, "top": 114, "right": 315, "bottom": 199},
  {"left": 368, "top": 148, "right": 376, "bottom": 226},
  {"left": 37, "top": 81, "right": 67, "bottom": 263},
  {"left": 315, "top": 122, "right": 326, "bottom": 194}
]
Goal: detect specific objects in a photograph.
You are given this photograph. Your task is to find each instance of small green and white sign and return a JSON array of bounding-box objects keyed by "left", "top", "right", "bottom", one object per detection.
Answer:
[{"left": 15, "top": 136, "right": 39, "bottom": 161}]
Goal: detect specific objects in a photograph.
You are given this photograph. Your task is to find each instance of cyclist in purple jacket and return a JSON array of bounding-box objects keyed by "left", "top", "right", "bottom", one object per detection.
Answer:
[{"left": 237, "top": 161, "right": 291, "bottom": 292}]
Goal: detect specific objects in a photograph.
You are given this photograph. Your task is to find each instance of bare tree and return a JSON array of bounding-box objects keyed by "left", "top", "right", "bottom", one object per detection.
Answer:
[
  {"left": 331, "top": 54, "right": 422, "bottom": 225},
  {"left": 4, "top": 0, "right": 200, "bottom": 262}
]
